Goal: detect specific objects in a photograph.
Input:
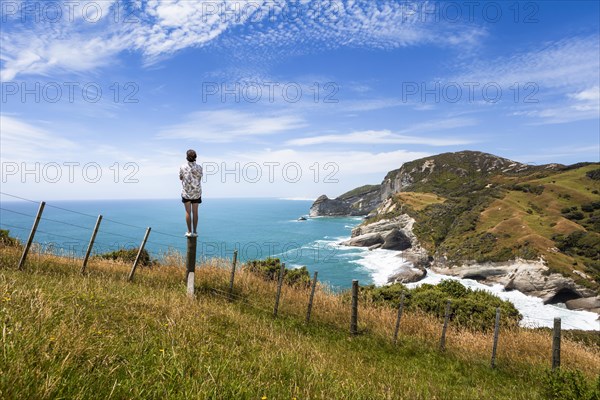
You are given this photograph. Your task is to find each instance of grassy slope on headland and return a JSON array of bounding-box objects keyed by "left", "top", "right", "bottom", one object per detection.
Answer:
[
  {"left": 369, "top": 163, "right": 600, "bottom": 289},
  {"left": 1, "top": 245, "right": 599, "bottom": 400}
]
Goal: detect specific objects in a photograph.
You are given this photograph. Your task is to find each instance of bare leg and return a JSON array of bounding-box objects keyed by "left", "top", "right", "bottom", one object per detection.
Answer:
[
  {"left": 192, "top": 203, "right": 199, "bottom": 234},
  {"left": 183, "top": 202, "right": 192, "bottom": 233}
]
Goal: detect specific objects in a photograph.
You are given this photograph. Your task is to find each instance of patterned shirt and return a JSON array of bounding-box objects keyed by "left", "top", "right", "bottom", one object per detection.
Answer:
[{"left": 179, "top": 162, "right": 203, "bottom": 199}]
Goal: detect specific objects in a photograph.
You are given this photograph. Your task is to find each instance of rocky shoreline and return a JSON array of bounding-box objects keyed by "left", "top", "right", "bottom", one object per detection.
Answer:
[
  {"left": 312, "top": 151, "right": 599, "bottom": 316},
  {"left": 339, "top": 213, "right": 600, "bottom": 315}
]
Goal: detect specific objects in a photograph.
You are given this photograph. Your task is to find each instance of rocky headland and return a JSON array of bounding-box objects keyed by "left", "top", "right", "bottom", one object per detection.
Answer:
[{"left": 311, "top": 151, "right": 600, "bottom": 314}]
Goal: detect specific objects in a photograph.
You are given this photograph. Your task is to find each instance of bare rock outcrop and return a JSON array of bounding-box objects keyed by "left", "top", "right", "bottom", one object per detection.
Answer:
[
  {"left": 388, "top": 265, "right": 427, "bottom": 284},
  {"left": 566, "top": 297, "right": 600, "bottom": 314},
  {"left": 432, "top": 260, "right": 598, "bottom": 310},
  {"left": 341, "top": 215, "right": 430, "bottom": 284}
]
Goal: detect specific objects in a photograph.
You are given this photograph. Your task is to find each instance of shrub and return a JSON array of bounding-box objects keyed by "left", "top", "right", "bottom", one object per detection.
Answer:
[
  {"left": 511, "top": 183, "right": 545, "bottom": 195},
  {"left": 562, "top": 206, "right": 578, "bottom": 214},
  {"left": 284, "top": 266, "right": 311, "bottom": 287},
  {"left": 98, "top": 248, "right": 154, "bottom": 266},
  {"left": 363, "top": 281, "right": 521, "bottom": 332},
  {"left": 582, "top": 204, "right": 595, "bottom": 213},
  {"left": 0, "top": 229, "right": 19, "bottom": 247},
  {"left": 586, "top": 169, "right": 600, "bottom": 181},
  {"left": 245, "top": 257, "right": 311, "bottom": 287},
  {"left": 554, "top": 231, "right": 600, "bottom": 259},
  {"left": 245, "top": 257, "right": 281, "bottom": 280},
  {"left": 437, "top": 279, "right": 469, "bottom": 298},
  {"left": 360, "top": 283, "right": 408, "bottom": 307},
  {"left": 564, "top": 211, "right": 585, "bottom": 221}
]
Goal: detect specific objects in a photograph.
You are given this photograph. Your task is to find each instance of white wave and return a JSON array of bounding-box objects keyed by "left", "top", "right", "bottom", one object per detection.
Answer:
[
  {"left": 350, "top": 248, "right": 410, "bottom": 286},
  {"left": 406, "top": 269, "right": 600, "bottom": 331}
]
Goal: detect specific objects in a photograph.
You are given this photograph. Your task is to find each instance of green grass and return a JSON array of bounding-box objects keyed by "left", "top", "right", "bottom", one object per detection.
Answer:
[
  {"left": 337, "top": 184, "right": 381, "bottom": 200},
  {"left": 1, "top": 247, "right": 599, "bottom": 399},
  {"left": 370, "top": 163, "right": 600, "bottom": 288}
]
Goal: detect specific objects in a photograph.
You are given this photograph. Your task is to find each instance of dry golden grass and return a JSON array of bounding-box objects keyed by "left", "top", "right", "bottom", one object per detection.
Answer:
[
  {"left": 1, "top": 243, "right": 599, "bottom": 399},
  {"left": 188, "top": 256, "right": 600, "bottom": 378},
  {"left": 396, "top": 192, "right": 446, "bottom": 211}
]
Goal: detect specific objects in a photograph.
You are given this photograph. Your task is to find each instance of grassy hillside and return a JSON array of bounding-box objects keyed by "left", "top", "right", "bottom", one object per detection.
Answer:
[
  {"left": 337, "top": 184, "right": 381, "bottom": 200},
  {"left": 1, "top": 244, "right": 599, "bottom": 399},
  {"left": 370, "top": 161, "right": 600, "bottom": 289}
]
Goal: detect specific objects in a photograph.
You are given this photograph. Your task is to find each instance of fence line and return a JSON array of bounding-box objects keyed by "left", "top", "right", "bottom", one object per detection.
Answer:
[
  {"left": 0, "top": 220, "right": 141, "bottom": 251},
  {"left": 2, "top": 236, "right": 580, "bottom": 371},
  {"left": 1, "top": 192, "right": 189, "bottom": 258},
  {"left": 0, "top": 192, "right": 591, "bottom": 371},
  {"left": 0, "top": 192, "right": 39, "bottom": 203},
  {"left": 0, "top": 207, "right": 37, "bottom": 218},
  {"left": 0, "top": 222, "right": 31, "bottom": 232}
]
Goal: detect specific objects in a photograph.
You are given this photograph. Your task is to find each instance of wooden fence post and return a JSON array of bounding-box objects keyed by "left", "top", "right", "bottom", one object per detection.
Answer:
[
  {"left": 18, "top": 201, "right": 45, "bottom": 270},
  {"left": 305, "top": 271, "right": 318, "bottom": 324},
  {"left": 491, "top": 307, "right": 501, "bottom": 368},
  {"left": 393, "top": 294, "right": 405, "bottom": 345},
  {"left": 273, "top": 262, "right": 286, "bottom": 317},
  {"left": 350, "top": 279, "right": 359, "bottom": 335},
  {"left": 81, "top": 215, "right": 102, "bottom": 274},
  {"left": 552, "top": 318, "right": 561, "bottom": 370},
  {"left": 439, "top": 300, "right": 451, "bottom": 351},
  {"left": 127, "top": 227, "right": 151, "bottom": 282},
  {"left": 228, "top": 250, "right": 238, "bottom": 301},
  {"left": 185, "top": 236, "right": 197, "bottom": 297}
]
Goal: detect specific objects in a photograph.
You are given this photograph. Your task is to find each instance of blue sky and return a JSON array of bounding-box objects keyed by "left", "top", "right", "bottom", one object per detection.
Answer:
[{"left": 1, "top": 0, "right": 599, "bottom": 200}]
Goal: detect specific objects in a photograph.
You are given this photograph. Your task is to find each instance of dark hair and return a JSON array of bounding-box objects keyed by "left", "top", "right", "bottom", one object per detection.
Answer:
[{"left": 186, "top": 149, "right": 197, "bottom": 162}]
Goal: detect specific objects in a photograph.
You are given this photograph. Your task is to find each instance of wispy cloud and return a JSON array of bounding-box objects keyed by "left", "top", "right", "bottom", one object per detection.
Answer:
[
  {"left": 1, "top": 0, "right": 485, "bottom": 80},
  {"left": 0, "top": 115, "right": 79, "bottom": 161},
  {"left": 452, "top": 35, "right": 599, "bottom": 89},
  {"left": 220, "top": 1, "right": 485, "bottom": 61},
  {"left": 514, "top": 144, "right": 600, "bottom": 163},
  {"left": 286, "top": 118, "right": 478, "bottom": 146},
  {"left": 232, "top": 147, "right": 432, "bottom": 177},
  {"left": 156, "top": 109, "right": 307, "bottom": 142},
  {"left": 451, "top": 35, "right": 600, "bottom": 124},
  {"left": 0, "top": 0, "right": 125, "bottom": 80}
]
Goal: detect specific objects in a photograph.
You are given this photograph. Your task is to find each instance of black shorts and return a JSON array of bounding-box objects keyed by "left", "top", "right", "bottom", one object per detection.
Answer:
[{"left": 181, "top": 196, "right": 202, "bottom": 204}]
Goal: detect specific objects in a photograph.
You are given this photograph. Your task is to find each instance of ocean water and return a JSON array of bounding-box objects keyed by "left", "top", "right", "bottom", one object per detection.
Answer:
[{"left": 1, "top": 197, "right": 598, "bottom": 331}]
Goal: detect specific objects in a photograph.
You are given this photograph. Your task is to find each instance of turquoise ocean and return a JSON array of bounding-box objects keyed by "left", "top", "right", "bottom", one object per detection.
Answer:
[
  {"left": 0, "top": 198, "right": 378, "bottom": 290},
  {"left": 1, "top": 197, "right": 598, "bottom": 330}
]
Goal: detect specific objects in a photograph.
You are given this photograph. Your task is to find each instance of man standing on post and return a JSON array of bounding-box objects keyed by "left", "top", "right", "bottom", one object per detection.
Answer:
[{"left": 180, "top": 149, "right": 203, "bottom": 237}]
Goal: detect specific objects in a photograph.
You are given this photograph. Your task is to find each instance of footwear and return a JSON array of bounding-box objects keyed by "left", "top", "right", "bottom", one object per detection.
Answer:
[
  {"left": 191, "top": 232, "right": 198, "bottom": 237},
  {"left": 185, "top": 232, "right": 192, "bottom": 237}
]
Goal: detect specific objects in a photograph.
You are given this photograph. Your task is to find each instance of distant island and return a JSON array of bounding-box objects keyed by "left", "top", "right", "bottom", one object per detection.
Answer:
[{"left": 310, "top": 150, "right": 600, "bottom": 314}]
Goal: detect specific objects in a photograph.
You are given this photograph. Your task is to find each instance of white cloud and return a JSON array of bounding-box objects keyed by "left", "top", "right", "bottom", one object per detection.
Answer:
[
  {"left": 452, "top": 36, "right": 599, "bottom": 90},
  {"left": 0, "top": 0, "right": 124, "bottom": 80},
  {"left": 0, "top": 115, "right": 79, "bottom": 161},
  {"left": 1, "top": 0, "right": 485, "bottom": 80},
  {"left": 0, "top": 114, "right": 434, "bottom": 200},
  {"left": 194, "top": 147, "right": 432, "bottom": 198},
  {"left": 569, "top": 86, "right": 600, "bottom": 103},
  {"left": 156, "top": 109, "right": 307, "bottom": 142},
  {"left": 286, "top": 118, "right": 477, "bottom": 146},
  {"left": 450, "top": 35, "right": 600, "bottom": 124},
  {"left": 514, "top": 144, "right": 600, "bottom": 163},
  {"left": 511, "top": 85, "right": 599, "bottom": 125}
]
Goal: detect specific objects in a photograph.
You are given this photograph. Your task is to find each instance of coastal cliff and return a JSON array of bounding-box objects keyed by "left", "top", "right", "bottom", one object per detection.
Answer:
[
  {"left": 309, "top": 185, "right": 381, "bottom": 217},
  {"left": 311, "top": 151, "right": 600, "bottom": 313}
]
